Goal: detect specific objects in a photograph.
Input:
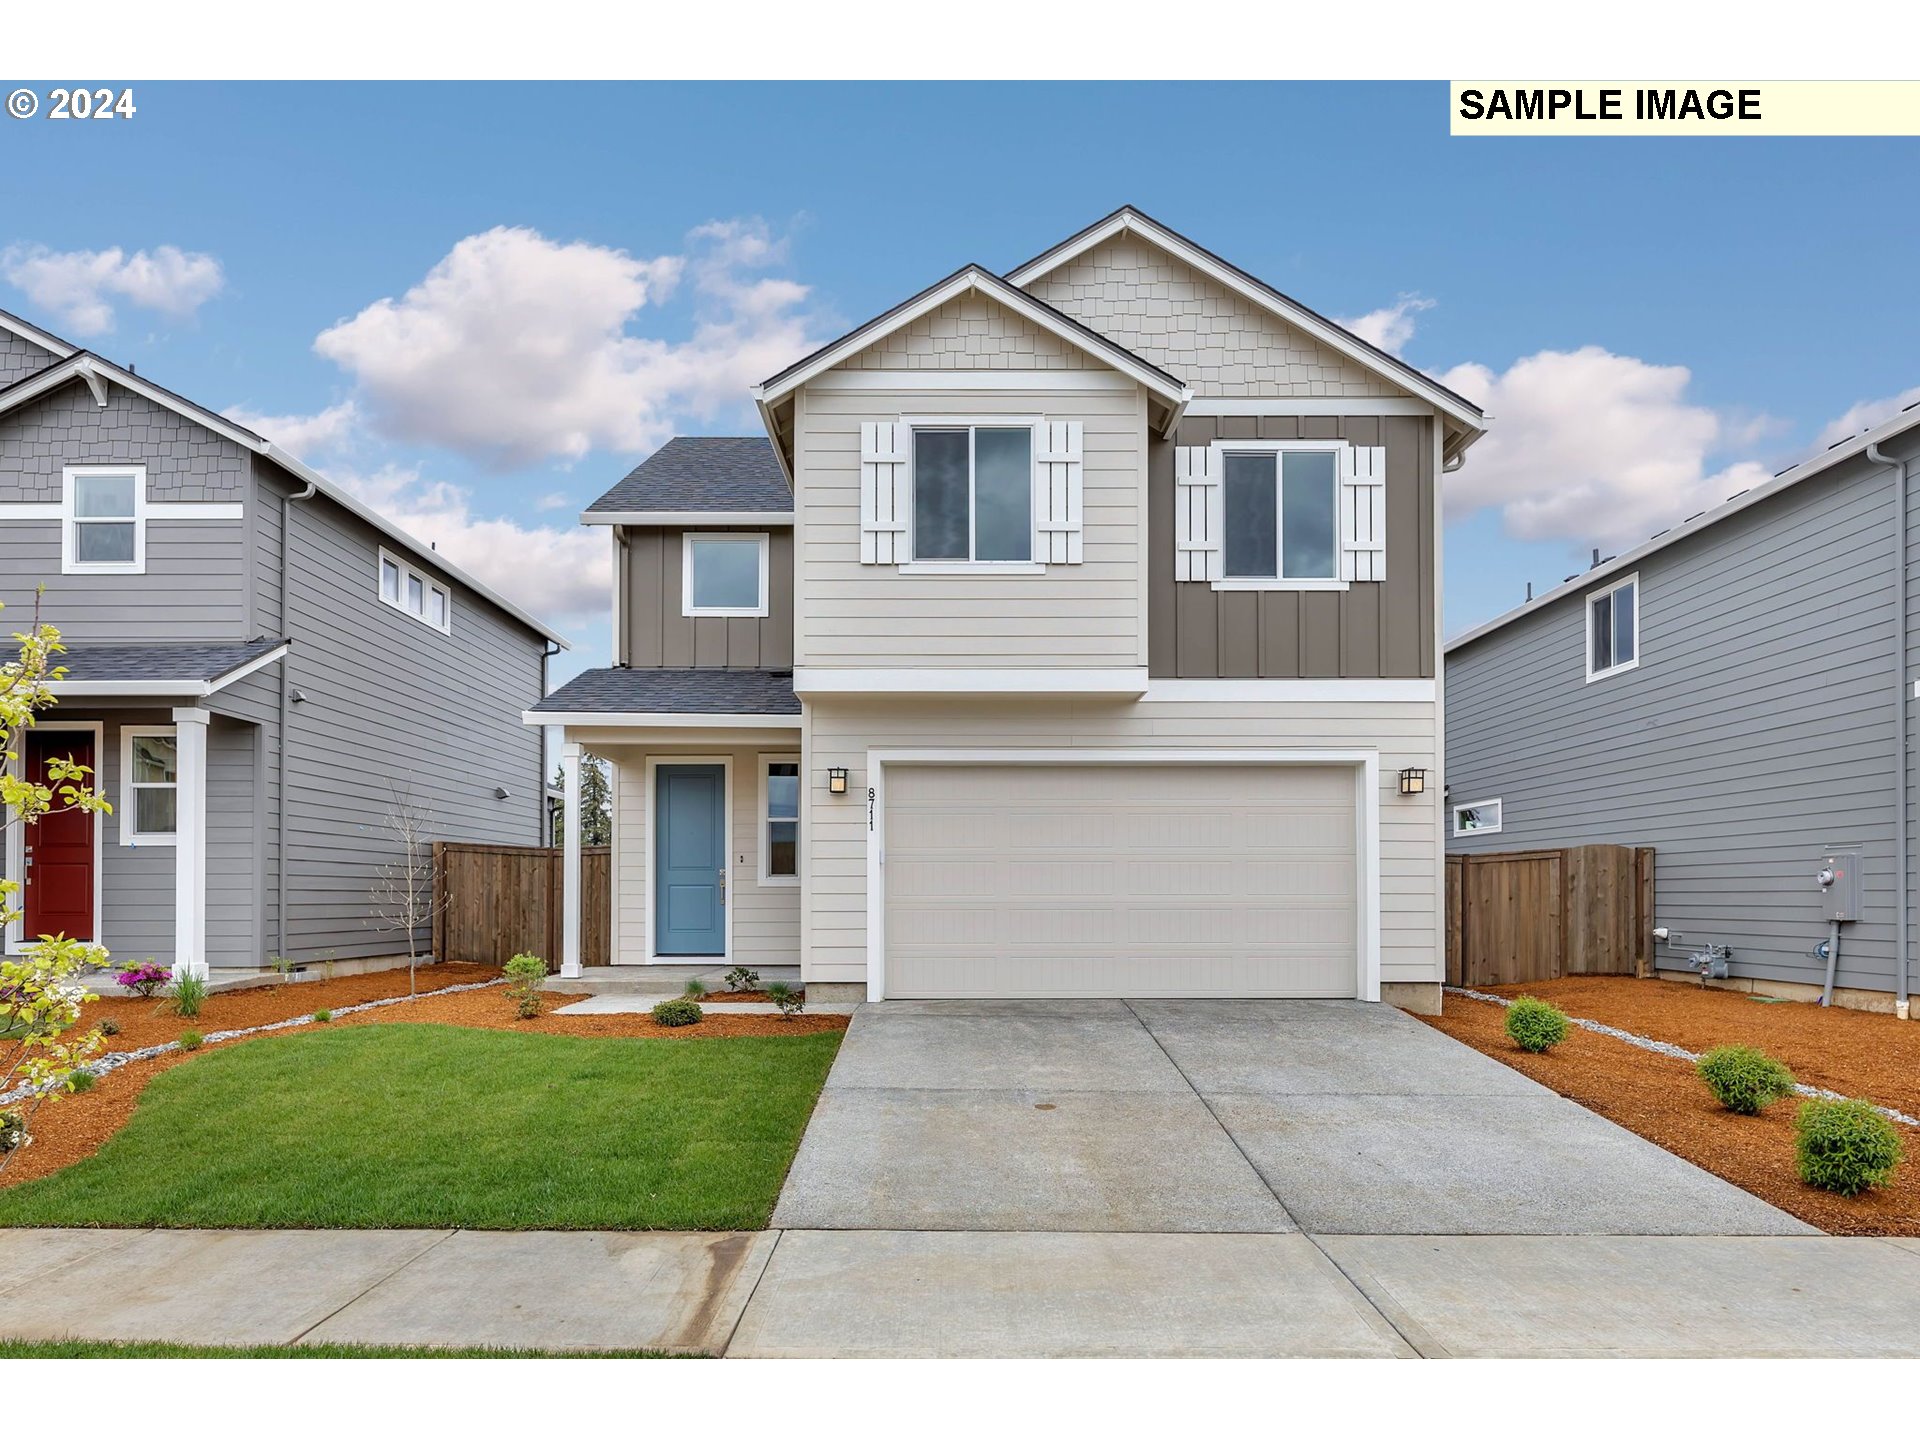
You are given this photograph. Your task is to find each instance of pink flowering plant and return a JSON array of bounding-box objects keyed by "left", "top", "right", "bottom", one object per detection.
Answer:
[{"left": 115, "top": 962, "right": 169, "bottom": 998}]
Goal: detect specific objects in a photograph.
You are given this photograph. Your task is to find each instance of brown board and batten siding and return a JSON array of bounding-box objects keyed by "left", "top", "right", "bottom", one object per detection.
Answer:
[
  {"left": 619, "top": 525, "right": 794, "bottom": 669},
  {"left": 1152, "top": 414, "right": 1435, "bottom": 679}
]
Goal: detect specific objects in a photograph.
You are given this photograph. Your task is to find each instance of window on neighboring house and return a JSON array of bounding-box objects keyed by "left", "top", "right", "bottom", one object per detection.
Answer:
[
  {"left": 63, "top": 466, "right": 145, "bottom": 574},
  {"left": 1451, "top": 798, "right": 1503, "bottom": 838},
  {"left": 912, "top": 425, "right": 1033, "bottom": 564},
  {"left": 378, "top": 547, "right": 452, "bottom": 633},
  {"left": 1587, "top": 573, "right": 1639, "bottom": 681},
  {"left": 683, "top": 533, "right": 769, "bottom": 617},
  {"left": 1221, "top": 447, "right": 1339, "bottom": 585},
  {"left": 762, "top": 757, "right": 800, "bottom": 884},
  {"left": 122, "top": 727, "right": 179, "bottom": 844}
]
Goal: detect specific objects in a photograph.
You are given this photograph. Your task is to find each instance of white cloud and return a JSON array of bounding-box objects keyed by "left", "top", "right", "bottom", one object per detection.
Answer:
[
  {"left": 1438, "top": 346, "right": 1775, "bottom": 551},
  {"left": 1337, "top": 293, "right": 1434, "bottom": 356},
  {"left": 312, "top": 220, "right": 820, "bottom": 467},
  {"left": 535, "top": 492, "right": 570, "bottom": 511},
  {"left": 1814, "top": 384, "right": 1920, "bottom": 449},
  {"left": 223, "top": 399, "right": 361, "bottom": 456},
  {"left": 1, "top": 244, "right": 224, "bottom": 335}
]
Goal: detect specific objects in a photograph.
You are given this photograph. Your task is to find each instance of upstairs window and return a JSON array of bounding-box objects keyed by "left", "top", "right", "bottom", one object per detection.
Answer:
[
  {"left": 63, "top": 466, "right": 146, "bottom": 574},
  {"left": 682, "top": 533, "right": 769, "bottom": 618},
  {"left": 1221, "top": 447, "right": 1338, "bottom": 585},
  {"left": 912, "top": 425, "right": 1033, "bottom": 564},
  {"left": 1587, "top": 573, "right": 1639, "bottom": 681},
  {"left": 122, "top": 726, "right": 179, "bottom": 844},
  {"left": 378, "top": 547, "right": 452, "bottom": 634}
]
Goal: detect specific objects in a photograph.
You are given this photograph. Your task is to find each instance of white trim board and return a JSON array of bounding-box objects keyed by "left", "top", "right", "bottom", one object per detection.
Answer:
[
  {"left": 1182, "top": 397, "right": 1442, "bottom": 418},
  {"left": 861, "top": 747, "right": 1382, "bottom": 1005},
  {"left": 792, "top": 667, "right": 1150, "bottom": 697},
  {"left": 809, "top": 370, "right": 1137, "bottom": 393},
  {"left": 640, "top": 754, "right": 735, "bottom": 966},
  {"left": 1142, "top": 679, "right": 1436, "bottom": 703},
  {"left": 6, "top": 719, "right": 106, "bottom": 956}
]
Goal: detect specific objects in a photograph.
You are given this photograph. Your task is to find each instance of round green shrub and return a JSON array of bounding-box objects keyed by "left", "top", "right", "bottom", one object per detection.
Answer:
[
  {"left": 97, "top": 1017, "right": 121, "bottom": 1038},
  {"left": 312, "top": 1009, "right": 333, "bottom": 1024},
  {"left": 1504, "top": 996, "right": 1570, "bottom": 1053},
  {"left": 1695, "top": 1045, "right": 1797, "bottom": 1115},
  {"left": 66, "top": 1069, "right": 97, "bottom": 1094},
  {"left": 650, "top": 998, "right": 703, "bottom": 1028},
  {"left": 1795, "top": 1098, "right": 1904, "bottom": 1196},
  {"left": 177, "top": 1030, "right": 204, "bottom": 1051}
]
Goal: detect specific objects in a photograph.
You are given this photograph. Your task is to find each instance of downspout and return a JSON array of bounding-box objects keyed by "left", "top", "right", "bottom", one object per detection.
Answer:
[
  {"left": 1868, "top": 441, "right": 1911, "bottom": 1021},
  {"left": 277, "top": 473, "right": 318, "bottom": 961}
]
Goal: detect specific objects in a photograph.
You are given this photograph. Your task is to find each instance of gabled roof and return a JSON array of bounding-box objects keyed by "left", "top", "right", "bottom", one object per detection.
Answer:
[
  {"left": 1446, "top": 399, "right": 1920, "bottom": 654},
  {"left": 47, "top": 638, "right": 290, "bottom": 697},
  {"left": 583, "top": 436, "right": 792, "bottom": 525},
  {"left": 0, "top": 308, "right": 77, "bottom": 360},
  {"left": 0, "top": 309, "right": 568, "bottom": 647},
  {"left": 754, "top": 264, "right": 1190, "bottom": 410},
  {"left": 1005, "top": 206, "right": 1488, "bottom": 455}
]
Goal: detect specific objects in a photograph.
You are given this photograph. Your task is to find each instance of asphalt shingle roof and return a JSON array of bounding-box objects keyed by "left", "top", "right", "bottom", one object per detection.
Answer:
[
  {"left": 54, "top": 638, "right": 288, "bottom": 684},
  {"left": 530, "top": 666, "right": 800, "bottom": 717},
  {"left": 585, "top": 437, "right": 792, "bottom": 516}
]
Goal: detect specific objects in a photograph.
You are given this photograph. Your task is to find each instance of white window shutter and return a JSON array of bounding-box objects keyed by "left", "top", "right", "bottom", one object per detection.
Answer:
[
  {"left": 1173, "top": 445, "right": 1222, "bottom": 582},
  {"left": 1033, "top": 420, "right": 1083, "bottom": 564},
  {"left": 1340, "top": 444, "right": 1387, "bottom": 582},
  {"left": 860, "top": 421, "right": 910, "bottom": 565}
]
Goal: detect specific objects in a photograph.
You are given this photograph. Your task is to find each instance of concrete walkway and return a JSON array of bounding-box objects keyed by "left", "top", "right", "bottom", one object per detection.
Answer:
[{"left": 5, "top": 1227, "right": 1920, "bottom": 1357}]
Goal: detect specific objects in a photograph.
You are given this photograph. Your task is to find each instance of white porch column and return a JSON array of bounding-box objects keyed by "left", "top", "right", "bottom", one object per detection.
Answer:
[
  {"left": 559, "top": 740, "right": 583, "bottom": 978},
  {"left": 171, "top": 707, "right": 210, "bottom": 979}
]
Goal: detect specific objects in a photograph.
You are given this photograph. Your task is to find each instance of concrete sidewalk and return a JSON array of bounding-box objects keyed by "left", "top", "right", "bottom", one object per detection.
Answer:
[{"left": 6, "top": 1227, "right": 1920, "bottom": 1357}]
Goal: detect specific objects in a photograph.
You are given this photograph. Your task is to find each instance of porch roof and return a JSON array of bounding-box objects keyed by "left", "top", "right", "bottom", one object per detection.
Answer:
[
  {"left": 48, "top": 638, "right": 290, "bottom": 697},
  {"left": 525, "top": 666, "right": 801, "bottom": 726}
]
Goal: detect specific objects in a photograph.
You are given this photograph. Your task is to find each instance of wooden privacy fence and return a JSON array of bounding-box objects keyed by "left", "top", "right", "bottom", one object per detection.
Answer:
[
  {"left": 433, "top": 842, "right": 610, "bottom": 971},
  {"left": 1446, "top": 844, "right": 1654, "bottom": 987}
]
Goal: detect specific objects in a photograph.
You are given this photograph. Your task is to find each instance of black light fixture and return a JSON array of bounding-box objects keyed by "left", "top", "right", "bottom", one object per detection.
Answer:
[
  {"left": 1398, "top": 767, "right": 1427, "bottom": 796},
  {"left": 827, "top": 767, "right": 849, "bottom": 795}
]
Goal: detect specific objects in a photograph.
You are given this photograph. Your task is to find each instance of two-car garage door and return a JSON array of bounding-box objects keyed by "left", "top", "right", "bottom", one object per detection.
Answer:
[{"left": 881, "top": 763, "right": 1359, "bottom": 998}]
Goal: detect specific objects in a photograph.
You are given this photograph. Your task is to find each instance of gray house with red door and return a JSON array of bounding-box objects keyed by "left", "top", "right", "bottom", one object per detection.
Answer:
[{"left": 0, "top": 308, "right": 565, "bottom": 976}]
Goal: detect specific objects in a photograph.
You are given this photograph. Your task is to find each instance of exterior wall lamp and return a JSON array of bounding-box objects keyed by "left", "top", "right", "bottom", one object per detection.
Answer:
[
  {"left": 1398, "top": 767, "right": 1427, "bottom": 796},
  {"left": 828, "top": 767, "right": 849, "bottom": 795}
]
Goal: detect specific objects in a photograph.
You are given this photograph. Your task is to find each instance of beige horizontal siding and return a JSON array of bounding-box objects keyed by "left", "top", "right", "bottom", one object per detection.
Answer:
[{"left": 801, "top": 697, "right": 1441, "bottom": 989}]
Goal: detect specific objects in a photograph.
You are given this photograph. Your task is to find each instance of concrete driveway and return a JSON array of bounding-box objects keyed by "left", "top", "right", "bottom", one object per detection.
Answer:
[{"left": 771, "top": 998, "right": 1811, "bottom": 1236}]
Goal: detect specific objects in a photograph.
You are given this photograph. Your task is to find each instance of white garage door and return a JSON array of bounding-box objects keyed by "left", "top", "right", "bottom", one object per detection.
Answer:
[{"left": 882, "top": 763, "right": 1358, "bottom": 998}]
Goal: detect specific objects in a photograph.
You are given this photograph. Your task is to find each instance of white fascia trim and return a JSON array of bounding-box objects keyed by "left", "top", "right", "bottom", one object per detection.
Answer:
[
  {"left": 862, "top": 746, "right": 1382, "bottom": 1005},
  {"left": 1183, "top": 397, "right": 1440, "bottom": 418},
  {"left": 206, "top": 642, "right": 292, "bottom": 694},
  {"left": 582, "top": 511, "right": 794, "bottom": 527},
  {"left": 752, "top": 268, "right": 1188, "bottom": 410},
  {"left": 1005, "top": 209, "right": 1482, "bottom": 439},
  {"left": 1142, "top": 679, "right": 1436, "bottom": 703},
  {"left": 50, "top": 642, "right": 291, "bottom": 699},
  {"left": 149, "top": 502, "right": 244, "bottom": 520},
  {"left": 0, "top": 503, "right": 65, "bottom": 519},
  {"left": 809, "top": 369, "right": 1137, "bottom": 392},
  {"left": 792, "top": 667, "right": 1151, "bottom": 696},
  {"left": 0, "top": 354, "right": 92, "bottom": 417},
  {"left": 520, "top": 710, "right": 802, "bottom": 729},
  {"left": 0, "top": 309, "right": 77, "bottom": 358}
]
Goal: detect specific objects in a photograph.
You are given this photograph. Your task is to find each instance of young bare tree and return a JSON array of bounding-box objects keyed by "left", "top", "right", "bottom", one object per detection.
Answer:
[{"left": 369, "top": 777, "right": 445, "bottom": 998}]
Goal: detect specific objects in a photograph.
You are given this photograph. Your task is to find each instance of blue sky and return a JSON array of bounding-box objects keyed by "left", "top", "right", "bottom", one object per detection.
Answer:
[{"left": 5, "top": 80, "right": 1916, "bottom": 680}]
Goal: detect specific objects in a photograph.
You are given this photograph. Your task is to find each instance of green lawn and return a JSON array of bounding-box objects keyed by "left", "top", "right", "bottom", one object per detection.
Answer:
[
  {"left": 0, "top": 1024, "right": 840, "bottom": 1230},
  {"left": 0, "top": 1339, "right": 686, "bottom": 1358}
]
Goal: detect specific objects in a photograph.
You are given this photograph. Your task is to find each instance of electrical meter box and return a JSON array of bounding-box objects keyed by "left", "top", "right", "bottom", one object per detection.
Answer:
[{"left": 1817, "top": 850, "right": 1863, "bottom": 922}]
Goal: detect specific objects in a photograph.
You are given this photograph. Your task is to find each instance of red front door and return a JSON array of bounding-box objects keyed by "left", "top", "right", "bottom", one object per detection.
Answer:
[{"left": 24, "top": 731, "right": 96, "bottom": 942}]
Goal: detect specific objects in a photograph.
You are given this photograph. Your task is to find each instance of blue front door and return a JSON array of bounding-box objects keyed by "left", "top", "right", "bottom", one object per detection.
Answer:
[{"left": 656, "top": 764, "right": 726, "bottom": 956}]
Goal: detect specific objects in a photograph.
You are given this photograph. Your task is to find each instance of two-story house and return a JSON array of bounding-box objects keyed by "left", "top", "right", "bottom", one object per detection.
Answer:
[
  {"left": 0, "top": 307, "right": 565, "bottom": 977},
  {"left": 1447, "top": 403, "right": 1920, "bottom": 1020},
  {"left": 532, "top": 208, "right": 1486, "bottom": 1008}
]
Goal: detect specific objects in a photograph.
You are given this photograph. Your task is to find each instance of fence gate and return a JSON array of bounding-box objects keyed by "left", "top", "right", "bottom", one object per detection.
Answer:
[
  {"left": 1445, "top": 845, "right": 1653, "bottom": 987},
  {"left": 433, "top": 842, "right": 610, "bottom": 970}
]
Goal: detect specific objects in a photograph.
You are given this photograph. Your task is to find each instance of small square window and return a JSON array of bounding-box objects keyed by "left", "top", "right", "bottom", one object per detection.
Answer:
[
  {"left": 1587, "top": 574, "right": 1639, "bottom": 680},
  {"left": 64, "top": 467, "right": 145, "bottom": 575},
  {"left": 684, "top": 534, "right": 769, "bottom": 617}
]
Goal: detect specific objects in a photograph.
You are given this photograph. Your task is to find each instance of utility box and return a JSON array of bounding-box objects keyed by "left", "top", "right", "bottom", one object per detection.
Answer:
[{"left": 1817, "top": 850, "right": 1863, "bottom": 923}]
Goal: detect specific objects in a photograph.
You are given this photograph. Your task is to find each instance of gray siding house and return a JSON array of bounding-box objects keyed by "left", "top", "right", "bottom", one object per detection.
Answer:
[
  {"left": 1445, "top": 403, "right": 1920, "bottom": 1018},
  {"left": 0, "top": 308, "right": 566, "bottom": 975},
  {"left": 533, "top": 208, "right": 1487, "bottom": 1010}
]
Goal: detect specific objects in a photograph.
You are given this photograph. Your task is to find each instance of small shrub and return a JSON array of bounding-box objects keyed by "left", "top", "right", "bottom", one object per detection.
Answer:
[
  {"left": 97, "top": 1017, "right": 121, "bottom": 1038},
  {"left": 177, "top": 1030, "right": 204, "bottom": 1052},
  {"left": 0, "top": 1110, "right": 24, "bottom": 1153},
  {"left": 1504, "top": 995, "right": 1569, "bottom": 1053},
  {"left": 115, "top": 962, "right": 169, "bottom": 998},
  {"left": 65, "top": 1069, "right": 96, "bottom": 1094},
  {"left": 724, "top": 966, "right": 760, "bottom": 993},
  {"left": 267, "top": 954, "right": 296, "bottom": 979},
  {"left": 503, "top": 953, "right": 546, "bottom": 1020},
  {"left": 1696, "top": 1045, "right": 1797, "bottom": 1115},
  {"left": 312, "top": 1009, "right": 333, "bottom": 1024},
  {"left": 764, "top": 981, "right": 805, "bottom": 1020},
  {"left": 1795, "top": 1098, "right": 1904, "bottom": 1197},
  {"left": 165, "top": 973, "right": 207, "bottom": 1018},
  {"left": 683, "top": 979, "right": 708, "bottom": 999},
  {"left": 651, "top": 998, "right": 703, "bottom": 1028}
]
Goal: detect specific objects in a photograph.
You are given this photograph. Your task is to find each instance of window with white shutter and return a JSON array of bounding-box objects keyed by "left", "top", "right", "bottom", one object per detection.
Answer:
[
  {"left": 1034, "top": 420, "right": 1083, "bottom": 564},
  {"left": 860, "top": 421, "right": 910, "bottom": 564},
  {"left": 1173, "top": 445, "right": 1222, "bottom": 582},
  {"left": 1339, "top": 444, "right": 1388, "bottom": 583},
  {"left": 1177, "top": 439, "right": 1386, "bottom": 590}
]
